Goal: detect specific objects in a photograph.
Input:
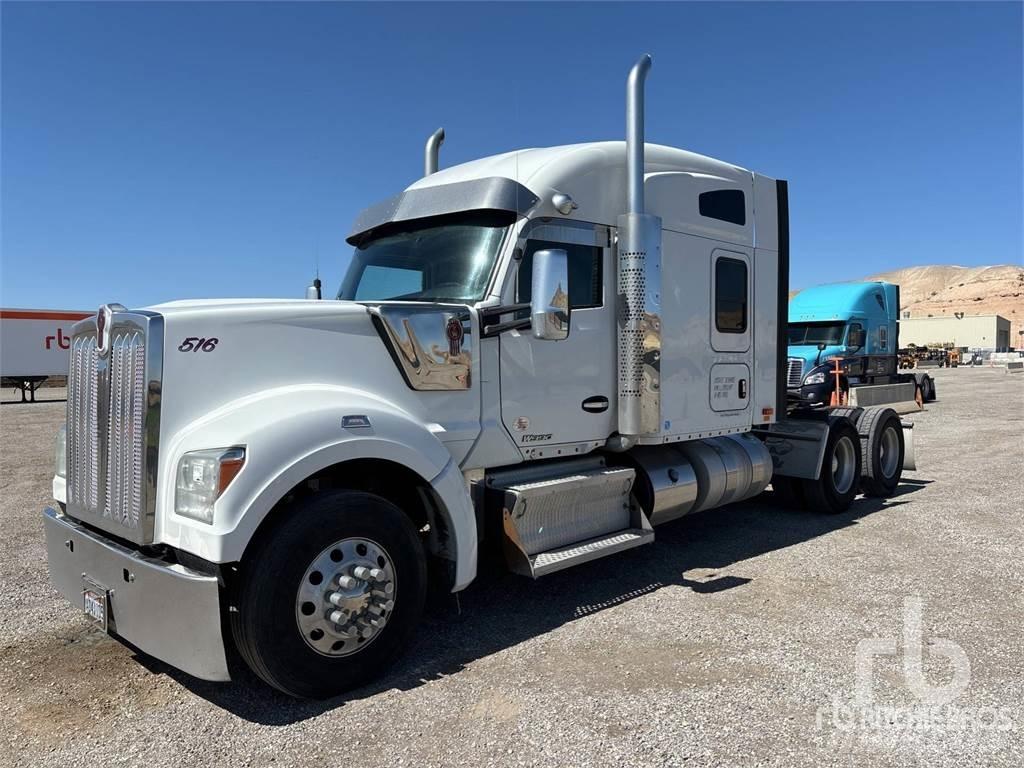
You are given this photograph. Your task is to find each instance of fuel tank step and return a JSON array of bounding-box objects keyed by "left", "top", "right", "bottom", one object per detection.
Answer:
[
  {"left": 529, "top": 527, "right": 654, "bottom": 578},
  {"left": 486, "top": 457, "right": 654, "bottom": 578}
]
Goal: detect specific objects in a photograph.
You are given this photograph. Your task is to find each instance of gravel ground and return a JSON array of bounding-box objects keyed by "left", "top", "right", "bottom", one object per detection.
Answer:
[{"left": 1, "top": 370, "right": 1022, "bottom": 768}]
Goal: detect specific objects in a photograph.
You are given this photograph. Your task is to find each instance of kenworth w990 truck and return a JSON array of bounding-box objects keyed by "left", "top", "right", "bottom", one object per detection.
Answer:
[{"left": 43, "top": 56, "right": 916, "bottom": 698}]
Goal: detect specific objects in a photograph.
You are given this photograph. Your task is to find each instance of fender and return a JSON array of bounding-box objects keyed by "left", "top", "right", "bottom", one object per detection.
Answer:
[{"left": 155, "top": 384, "right": 478, "bottom": 589}]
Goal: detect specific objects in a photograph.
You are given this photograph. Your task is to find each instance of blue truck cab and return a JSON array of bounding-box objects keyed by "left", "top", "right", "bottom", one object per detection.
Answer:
[{"left": 786, "top": 281, "right": 901, "bottom": 405}]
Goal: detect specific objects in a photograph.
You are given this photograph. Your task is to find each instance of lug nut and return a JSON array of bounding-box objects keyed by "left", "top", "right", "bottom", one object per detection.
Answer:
[
  {"left": 328, "top": 592, "right": 349, "bottom": 607},
  {"left": 367, "top": 604, "right": 385, "bottom": 616},
  {"left": 369, "top": 616, "right": 387, "bottom": 629},
  {"left": 352, "top": 566, "right": 372, "bottom": 580},
  {"left": 372, "top": 584, "right": 394, "bottom": 597},
  {"left": 368, "top": 568, "right": 385, "bottom": 581},
  {"left": 329, "top": 609, "right": 347, "bottom": 625},
  {"left": 336, "top": 574, "right": 358, "bottom": 590},
  {"left": 375, "top": 599, "right": 395, "bottom": 612}
]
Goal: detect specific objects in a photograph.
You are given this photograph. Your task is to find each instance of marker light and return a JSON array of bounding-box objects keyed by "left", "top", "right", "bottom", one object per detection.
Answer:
[{"left": 175, "top": 447, "right": 246, "bottom": 524}]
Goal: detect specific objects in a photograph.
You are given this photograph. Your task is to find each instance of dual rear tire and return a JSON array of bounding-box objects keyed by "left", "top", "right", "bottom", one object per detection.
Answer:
[{"left": 772, "top": 406, "right": 905, "bottom": 513}]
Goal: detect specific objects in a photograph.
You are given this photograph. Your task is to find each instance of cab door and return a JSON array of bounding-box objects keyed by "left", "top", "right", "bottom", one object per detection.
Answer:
[
  {"left": 497, "top": 224, "right": 615, "bottom": 454},
  {"left": 709, "top": 248, "right": 753, "bottom": 415}
]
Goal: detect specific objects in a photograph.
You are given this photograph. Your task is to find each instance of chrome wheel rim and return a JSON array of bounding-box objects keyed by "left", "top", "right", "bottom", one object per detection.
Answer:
[
  {"left": 879, "top": 425, "right": 900, "bottom": 478},
  {"left": 831, "top": 435, "right": 856, "bottom": 495},
  {"left": 295, "top": 538, "right": 396, "bottom": 657}
]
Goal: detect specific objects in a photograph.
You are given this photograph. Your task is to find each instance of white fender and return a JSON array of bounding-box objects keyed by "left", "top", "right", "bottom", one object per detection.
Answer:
[{"left": 155, "top": 384, "right": 478, "bottom": 590}]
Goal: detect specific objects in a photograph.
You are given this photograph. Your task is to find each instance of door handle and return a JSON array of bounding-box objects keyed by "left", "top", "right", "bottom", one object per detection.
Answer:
[
  {"left": 581, "top": 396, "right": 609, "bottom": 413},
  {"left": 738, "top": 379, "right": 747, "bottom": 399}
]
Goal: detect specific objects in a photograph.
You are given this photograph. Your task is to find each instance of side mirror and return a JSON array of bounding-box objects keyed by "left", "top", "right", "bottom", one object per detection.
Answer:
[
  {"left": 530, "top": 249, "right": 570, "bottom": 340},
  {"left": 817, "top": 342, "right": 827, "bottom": 352}
]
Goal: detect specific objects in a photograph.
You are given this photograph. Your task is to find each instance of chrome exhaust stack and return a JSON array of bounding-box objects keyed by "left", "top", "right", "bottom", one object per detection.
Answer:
[
  {"left": 616, "top": 54, "right": 662, "bottom": 440},
  {"left": 424, "top": 127, "right": 445, "bottom": 176}
]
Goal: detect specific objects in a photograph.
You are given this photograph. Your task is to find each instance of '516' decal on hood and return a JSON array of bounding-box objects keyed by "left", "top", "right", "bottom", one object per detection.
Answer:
[{"left": 178, "top": 337, "right": 219, "bottom": 353}]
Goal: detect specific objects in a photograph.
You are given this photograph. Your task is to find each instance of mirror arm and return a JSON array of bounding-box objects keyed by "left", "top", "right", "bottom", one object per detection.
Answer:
[{"left": 480, "top": 303, "right": 531, "bottom": 338}]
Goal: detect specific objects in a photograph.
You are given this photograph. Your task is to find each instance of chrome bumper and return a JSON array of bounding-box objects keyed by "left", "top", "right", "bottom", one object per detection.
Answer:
[{"left": 43, "top": 507, "right": 230, "bottom": 682}]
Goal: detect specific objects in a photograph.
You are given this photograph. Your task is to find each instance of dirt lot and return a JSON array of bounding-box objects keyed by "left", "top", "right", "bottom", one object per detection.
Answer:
[{"left": 1, "top": 369, "right": 1022, "bottom": 768}]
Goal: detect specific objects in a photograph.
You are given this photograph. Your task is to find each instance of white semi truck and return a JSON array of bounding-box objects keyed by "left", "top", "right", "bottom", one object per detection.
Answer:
[{"left": 43, "top": 56, "right": 915, "bottom": 698}]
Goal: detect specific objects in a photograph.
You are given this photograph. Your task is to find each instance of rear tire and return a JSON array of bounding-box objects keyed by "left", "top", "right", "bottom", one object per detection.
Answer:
[
  {"left": 801, "top": 419, "right": 862, "bottom": 514},
  {"left": 230, "top": 490, "right": 427, "bottom": 699},
  {"left": 858, "top": 407, "right": 905, "bottom": 497}
]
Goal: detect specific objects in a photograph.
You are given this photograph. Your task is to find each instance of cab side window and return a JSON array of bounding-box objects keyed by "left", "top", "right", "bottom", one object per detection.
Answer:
[
  {"left": 517, "top": 240, "right": 603, "bottom": 309},
  {"left": 714, "top": 257, "right": 748, "bottom": 333}
]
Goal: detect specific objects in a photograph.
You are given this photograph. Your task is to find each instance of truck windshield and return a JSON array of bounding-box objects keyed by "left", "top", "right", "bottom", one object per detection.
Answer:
[
  {"left": 787, "top": 322, "right": 846, "bottom": 346},
  {"left": 338, "top": 213, "right": 511, "bottom": 303}
]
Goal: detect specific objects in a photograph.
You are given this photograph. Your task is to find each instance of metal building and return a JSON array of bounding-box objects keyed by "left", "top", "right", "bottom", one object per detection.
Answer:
[{"left": 898, "top": 314, "right": 1012, "bottom": 351}]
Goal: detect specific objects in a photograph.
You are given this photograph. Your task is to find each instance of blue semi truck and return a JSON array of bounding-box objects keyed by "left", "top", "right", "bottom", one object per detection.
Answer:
[{"left": 786, "top": 281, "right": 935, "bottom": 406}]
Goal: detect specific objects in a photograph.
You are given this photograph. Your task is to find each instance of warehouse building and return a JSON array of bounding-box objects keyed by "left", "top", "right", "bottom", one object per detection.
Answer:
[{"left": 899, "top": 314, "right": 1012, "bottom": 351}]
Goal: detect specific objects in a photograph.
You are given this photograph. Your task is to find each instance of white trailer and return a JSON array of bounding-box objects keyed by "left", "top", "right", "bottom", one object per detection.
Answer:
[
  {"left": 0, "top": 308, "right": 89, "bottom": 401},
  {"left": 42, "top": 56, "right": 915, "bottom": 698}
]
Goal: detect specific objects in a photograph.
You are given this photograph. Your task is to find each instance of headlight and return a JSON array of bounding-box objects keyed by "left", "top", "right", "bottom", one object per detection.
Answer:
[
  {"left": 804, "top": 371, "right": 827, "bottom": 385},
  {"left": 175, "top": 447, "right": 246, "bottom": 524},
  {"left": 55, "top": 424, "right": 67, "bottom": 478}
]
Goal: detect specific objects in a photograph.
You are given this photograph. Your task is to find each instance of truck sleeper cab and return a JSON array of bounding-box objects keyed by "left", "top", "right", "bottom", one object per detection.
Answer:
[{"left": 42, "top": 56, "right": 916, "bottom": 699}]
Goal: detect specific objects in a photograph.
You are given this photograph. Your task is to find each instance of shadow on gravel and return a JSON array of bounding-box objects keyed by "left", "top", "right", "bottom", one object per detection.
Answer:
[{"left": 154, "top": 479, "right": 930, "bottom": 724}]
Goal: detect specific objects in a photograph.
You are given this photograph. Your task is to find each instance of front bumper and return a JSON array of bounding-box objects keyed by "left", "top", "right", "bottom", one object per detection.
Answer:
[{"left": 43, "top": 507, "right": 230, "bottom": 681}]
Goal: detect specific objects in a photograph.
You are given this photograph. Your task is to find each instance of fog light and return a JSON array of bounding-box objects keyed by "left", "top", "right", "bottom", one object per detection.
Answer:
[{"left": 175, "top": 447, "right": 245, "bottom": 524}]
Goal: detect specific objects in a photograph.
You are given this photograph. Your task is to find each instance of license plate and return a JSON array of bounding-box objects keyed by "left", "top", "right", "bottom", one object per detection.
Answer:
[{"left": 82, "top": 580, "right": 108, "bottom": 631}]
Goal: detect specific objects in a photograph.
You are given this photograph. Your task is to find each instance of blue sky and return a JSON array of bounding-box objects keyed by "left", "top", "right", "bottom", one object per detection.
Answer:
[{"left": 2, "top": 1, "right": 1021, "bottom": 309}]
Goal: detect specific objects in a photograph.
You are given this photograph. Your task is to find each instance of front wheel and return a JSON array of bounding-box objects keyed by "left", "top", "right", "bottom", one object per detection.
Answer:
[{"left": 230, "top": 490, "right": 427, "bottom": 698}]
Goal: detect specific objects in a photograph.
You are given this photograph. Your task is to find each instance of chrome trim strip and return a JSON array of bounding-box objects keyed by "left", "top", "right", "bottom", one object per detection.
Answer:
[{"left": 347, "top": 177, "right": 539, "bottom": 244}]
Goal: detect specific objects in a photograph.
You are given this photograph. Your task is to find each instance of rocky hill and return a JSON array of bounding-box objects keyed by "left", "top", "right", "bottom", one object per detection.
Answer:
[
  {"left": 792, "top": 264, "right": 1024, "bottom": 343},
  {"left": 868, "top": 265, "right": 1023, "bottom": 342}
]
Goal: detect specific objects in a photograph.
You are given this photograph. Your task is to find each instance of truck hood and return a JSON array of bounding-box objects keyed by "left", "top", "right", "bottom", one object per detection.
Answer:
[{"left": 146, "top": 298, "right": 481, "bottom": 458}]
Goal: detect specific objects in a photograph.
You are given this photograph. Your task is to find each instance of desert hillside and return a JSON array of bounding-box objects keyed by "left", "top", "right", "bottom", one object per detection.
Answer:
[
  {"left": 792, "top": 264, "right": 1024, "bottom": 344},
  {"left": 869, "top": 265, "right": 1023, "bottom": 342}
]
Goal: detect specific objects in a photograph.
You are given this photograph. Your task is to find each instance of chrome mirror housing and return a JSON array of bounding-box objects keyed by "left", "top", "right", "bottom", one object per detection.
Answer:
[{"left": 530, "top": 249, "right": 570, "bottom": 340}]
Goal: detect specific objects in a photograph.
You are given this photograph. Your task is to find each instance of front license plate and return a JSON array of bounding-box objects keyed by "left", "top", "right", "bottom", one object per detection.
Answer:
[{"left": 82, "top": 581, "right": 108, "bottom": 631}]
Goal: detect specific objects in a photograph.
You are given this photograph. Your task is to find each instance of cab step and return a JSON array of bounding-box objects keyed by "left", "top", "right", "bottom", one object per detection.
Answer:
[
  {"left": 529, "top": 527, "right": 654, "bottom": 578},
  {"left": 486, "top": 456, "right": 654, "bottom": 578}
]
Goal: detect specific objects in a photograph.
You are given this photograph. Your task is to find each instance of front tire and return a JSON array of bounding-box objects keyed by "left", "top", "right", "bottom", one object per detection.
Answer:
[{"left": 230, "top": 490, "right": 427, "bottom": 698}]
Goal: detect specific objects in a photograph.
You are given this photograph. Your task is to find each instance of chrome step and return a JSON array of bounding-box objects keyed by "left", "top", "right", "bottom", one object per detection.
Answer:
[{"left": 528, "top": 527, "right": 655, "bottom": 578}]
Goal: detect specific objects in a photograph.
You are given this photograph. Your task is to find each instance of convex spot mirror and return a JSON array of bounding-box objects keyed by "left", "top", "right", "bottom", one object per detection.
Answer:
[{"left": 531, "top": 249, "right": 570, "bottom": 340}]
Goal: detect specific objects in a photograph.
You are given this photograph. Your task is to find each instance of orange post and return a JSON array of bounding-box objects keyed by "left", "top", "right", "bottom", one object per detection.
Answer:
[{"left": 829, "top": 357, "right": 844, "bottom": 407}]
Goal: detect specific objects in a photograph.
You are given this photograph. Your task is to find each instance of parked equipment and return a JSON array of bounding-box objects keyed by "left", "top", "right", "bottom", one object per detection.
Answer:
[
  {"left": 42, "top": 56, "right": 918, "bottom": 699},
  {"left": 787, "top": 283, "right": 935, "bottom": 406}
]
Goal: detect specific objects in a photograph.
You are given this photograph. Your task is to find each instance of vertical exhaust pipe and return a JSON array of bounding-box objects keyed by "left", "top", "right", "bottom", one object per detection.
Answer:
[
  {"left": 424, "top": 127, "right": 445, "bottom": 176},
  {"left": 626, "top": 54, "right": 652, "bottom": 215},
  {"left": 614, "top": 54, "right": 663, "bottom": 444}
]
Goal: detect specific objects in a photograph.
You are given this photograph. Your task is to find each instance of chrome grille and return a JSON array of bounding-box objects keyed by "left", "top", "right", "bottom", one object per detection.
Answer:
[
  {"left": 786, "top": 358, "right": 804, "bottom": 388},
  {"left": 103, "top": 331, "right": 147, "bottom": 528},
  {"left": 65, "top": 311, "right": 162, "bottom": 544}
]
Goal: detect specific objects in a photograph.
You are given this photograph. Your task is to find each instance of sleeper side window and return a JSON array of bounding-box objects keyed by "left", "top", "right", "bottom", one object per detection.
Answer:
[
  {"left": 699, "top": 189, "right": 746, "bottom": 226},
  {"left": 517, "top": 240, "right": 603, "bottom": 309},
  {"left": 715, "top": 257, "right": 748, "bottom": 334}
]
